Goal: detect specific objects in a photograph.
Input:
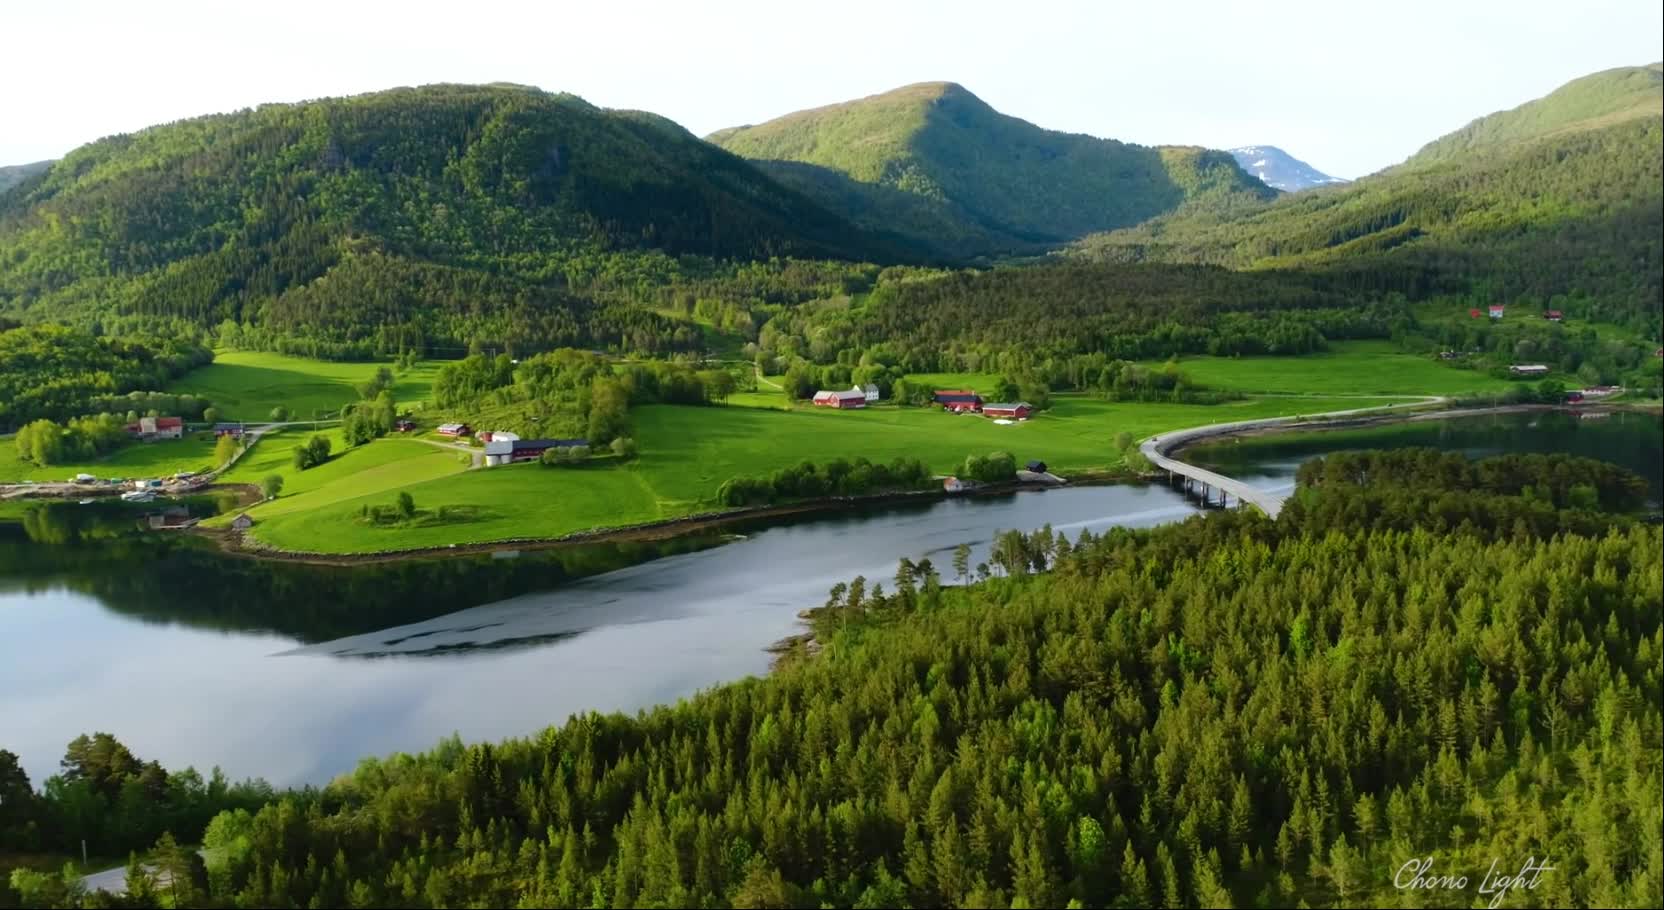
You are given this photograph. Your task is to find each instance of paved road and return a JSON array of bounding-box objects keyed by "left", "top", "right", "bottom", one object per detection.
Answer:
[
  {"left": 1141, "top": 398, "right": 1445, "bottom": 518},
  {"left": 413, "top": 436, "right": 484, "bottom": 468}
]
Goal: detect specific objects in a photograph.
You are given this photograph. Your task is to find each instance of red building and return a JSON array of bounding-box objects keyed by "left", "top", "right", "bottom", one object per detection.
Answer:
[
  {"left": 1469, "top": 308, "right": 1482, "bottom": 319},
  {"left": 812, "top": 390, "right": 867, "bottom": 409},
  {"left": 1565, "top": 391, "right": 1584, "bottom": 403},
  {"left": 983, "top": 402, "right": 1033, "bottom": 420},
  {"left": 1544, "top": 310, "right": 1564, "bottom": 322},
  {"left": 934, "top": 390, "right": 982, "bottom": 412},
  {"left": 436, "top": 423, "right": 472, "bottom": 437}
]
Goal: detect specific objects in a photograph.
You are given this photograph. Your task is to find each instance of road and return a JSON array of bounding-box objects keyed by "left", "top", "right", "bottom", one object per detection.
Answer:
[
  {"left": 414, "top": 436, "right": 484, "bottom": 468},
  {"left": 1141, "top": 397, "right": 1445, "bottom": 518}
]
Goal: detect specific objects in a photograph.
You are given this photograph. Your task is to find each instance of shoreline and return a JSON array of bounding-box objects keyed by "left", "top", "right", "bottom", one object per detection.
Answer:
[
  {"left": 20, "top": 398, "right": 1647, "bottom": 568},
  {"left": 1166, "top": 401, "right": 1649, "bottom": 458},
  {"left": 193, "top": 477, "right": 1099, "bottom": 567}
]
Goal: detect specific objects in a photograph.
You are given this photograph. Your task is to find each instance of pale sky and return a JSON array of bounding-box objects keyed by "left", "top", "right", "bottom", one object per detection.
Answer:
[{"left": 3, "top": 0, "right": 1660, "bottom": 179}]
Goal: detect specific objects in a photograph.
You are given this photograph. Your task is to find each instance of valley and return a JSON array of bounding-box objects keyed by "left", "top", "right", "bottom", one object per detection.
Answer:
[{"left": 1, "top": 45, "right": 1661, "bottom": 910}]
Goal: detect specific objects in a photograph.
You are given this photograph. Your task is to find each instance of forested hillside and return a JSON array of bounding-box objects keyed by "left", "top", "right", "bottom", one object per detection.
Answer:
[
  {"left": 0, "top": 160, "right": 51, "bottom": 194},
  {"left": 1401, "top": 62, "right": 1662, "bottom": 168},
  {"left": 0, "top": 84, "right": 925, "bottom": 357},
  {"left": 1074, "top": 115, "right": 1663, "bottom": 336},
  {"left": 5, "top": 452, "right": 1657, "bottom": 908},
  {"left": 709, "top": 82, "right": 1276, "bottom": 256},
  {"left": 0, "top": 324, "right": 212, "bottom": 431}
]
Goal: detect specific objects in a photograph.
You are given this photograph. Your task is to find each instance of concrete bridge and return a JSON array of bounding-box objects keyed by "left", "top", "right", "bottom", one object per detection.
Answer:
[{"left": 1140, "top": 399, "right": 1444, "bottom": 519}]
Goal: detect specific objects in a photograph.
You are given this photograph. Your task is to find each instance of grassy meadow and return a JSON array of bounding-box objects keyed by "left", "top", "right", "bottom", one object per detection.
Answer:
[
  {"left": 0, "top": 433, "right": 221, "bottom": 483},
  {"left": 229, "top": 394, "right": 1402, "bottom": 553},
  {"left": 166, "top": 352, "right": 441, "bottom": 420}
]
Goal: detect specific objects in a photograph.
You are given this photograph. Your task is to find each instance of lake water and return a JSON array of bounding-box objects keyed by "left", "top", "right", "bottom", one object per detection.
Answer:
[{"left": 3, "top": 409, "right": 1658, "bottom": 787}]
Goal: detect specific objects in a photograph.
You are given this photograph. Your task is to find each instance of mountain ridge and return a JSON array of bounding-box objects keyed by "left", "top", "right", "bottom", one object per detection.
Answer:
[
  {"left": 1400, "top": 62, "right": 1662, "bottom": 168},
  {"left": 1228, "top": 146, "right": 1348, "bottom": 192},
  {"left": 707, "top": 81, "right": 1276, "bottom": 256}
]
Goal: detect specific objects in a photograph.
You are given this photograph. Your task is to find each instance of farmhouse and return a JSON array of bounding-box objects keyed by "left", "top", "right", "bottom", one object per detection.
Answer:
[
  {"left": 478, "top": 430, "right": 519, "bottom": 443},
  {"left": 125, "top": 416, "right": 184, "bottom": 441},
  {"left": 983, "top": 402, "right": 1033, "bottom": 420},
  {"left": 860, "top": 383, "right": 880, "bottom": 403},
  {"left": 394, "top": 419, "right": 416, "bottom": 432},
  {"left": 1544, "top": 310, "right": 1564, "bottom": 322},
  {"left": 812, "top": 390, "right": 867, "bottom": 409},
  {"left": 934, "top": 390, "right": 982, "bottom": 412},
  {"left": 1508, "top": 364, "right": 1550, "bottom": 377},
  {"left": 436, "top": 423, "right": 472, "bottom": 437},
  {"left": 485, "top": 437, "right": 587, "bottom": 466},
  {"left": 212, "top": 422, "right": 245, "bottom": 438},
  {"left": 1488, "top": 305, "right": 1506, "bottom": 319}
]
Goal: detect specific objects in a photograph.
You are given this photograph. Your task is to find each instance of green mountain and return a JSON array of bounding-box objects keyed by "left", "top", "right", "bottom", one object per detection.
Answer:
[
  {"left": 0, "top": 159, "right": 51, "bottom": 193},
  {"left": 1401, "top": 62, "right": 1662, "bottom": 168},
  {"left": 708, "top": 82, "right": 1276, "bottom": 256},
  {"left": 0, "top": 84, "right": 923, "bottom": 354},
  {"left": 1071, "top": 67, "right": 1663, "bottom": 336}
]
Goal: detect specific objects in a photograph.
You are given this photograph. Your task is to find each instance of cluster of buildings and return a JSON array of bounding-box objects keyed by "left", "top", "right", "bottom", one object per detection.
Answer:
[
  {"left": 433, "top": 422, "right": 589, "bottom": 466},
  {"left": 931, "top": 390, "right": 1033, "bottom": 421},
  {"left": 1468, "top": 305, "right": 1566, "bottom": 322},
  {"left": 811, "top": 384, "right": 881, "bottom": 409}
]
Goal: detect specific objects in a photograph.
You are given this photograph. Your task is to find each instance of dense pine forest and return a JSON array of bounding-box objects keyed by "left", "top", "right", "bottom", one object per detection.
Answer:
[{"left": 4, "top": 451, "right": 1659, "bottom": 908}]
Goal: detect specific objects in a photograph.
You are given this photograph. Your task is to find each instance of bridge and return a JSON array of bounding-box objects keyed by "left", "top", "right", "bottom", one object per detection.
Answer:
[{"left": 1140, "top": 399, "right": 1444, "bottom": 519}]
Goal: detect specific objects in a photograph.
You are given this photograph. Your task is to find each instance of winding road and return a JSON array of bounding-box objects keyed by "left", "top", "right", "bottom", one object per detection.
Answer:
[{"left": 1141, "top": 397, "right": 1445, "bottom": 518}]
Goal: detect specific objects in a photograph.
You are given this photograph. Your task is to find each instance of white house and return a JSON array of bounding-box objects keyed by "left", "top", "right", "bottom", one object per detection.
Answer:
[{"left": 858, "top": 383, "right": 880, "bottom": 403}]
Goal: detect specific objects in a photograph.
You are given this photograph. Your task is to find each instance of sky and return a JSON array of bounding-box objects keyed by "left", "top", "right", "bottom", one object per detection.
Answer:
[{"left": 3, "top": 0, "right": 1660, "bottom": 178}]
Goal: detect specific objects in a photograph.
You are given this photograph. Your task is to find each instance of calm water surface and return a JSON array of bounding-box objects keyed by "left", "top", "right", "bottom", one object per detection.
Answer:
[{"left": 3, "top": 409, "right": 1658, "bottom": 786}]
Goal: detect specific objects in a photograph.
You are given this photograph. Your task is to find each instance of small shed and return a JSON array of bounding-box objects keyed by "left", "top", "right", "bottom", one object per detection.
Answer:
[
  {"left": 230, "top": 513, "right": 255, "bottom": 531},
  {"left": 1544, "top": 310, "right": 1564, "bottom": 322},
  {"left": 1508, "top": 364, "right": 1550, "bottom": 377},
  {"left": 943, "top": 477, "right": 966, "bottom": 493},
  {"left": 1026, "top": 460, "right": 1047, "bottom": 473}
]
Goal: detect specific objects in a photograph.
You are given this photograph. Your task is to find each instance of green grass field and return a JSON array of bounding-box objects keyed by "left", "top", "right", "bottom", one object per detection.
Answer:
[
  {"left": 232, "top": 394, "right": 1401, "bottom": 553},
  {"left": 210, "top": 435, "right": 468, "bottom": 521},
  {"left": 1141, "top": 341, "right": 1517, "bottom": 396},
  {"left": 0, "top": 433, "right": 221, "bottom": 482},
  {"left": 166, "top": 352, "right": 441, "bottom": 420}
]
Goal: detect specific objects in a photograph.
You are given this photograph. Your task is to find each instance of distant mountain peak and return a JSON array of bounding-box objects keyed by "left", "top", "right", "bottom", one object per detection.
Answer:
[{"left": 1227, "top": 146, "right": 1348, "bottom": 192}]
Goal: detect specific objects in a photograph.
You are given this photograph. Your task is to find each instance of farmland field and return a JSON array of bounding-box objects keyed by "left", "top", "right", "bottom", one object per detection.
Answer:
[
  {"left": 211, "top": 436, "right": 468, "bottom": 521},
  {"left": 166, "top": 352, "right": 442, "bottom": 421},
  {"left": 1141, "top": 341, "right": 1518, "bottom": 396},
  {"left": 231, "top": 394, "right": 1402, "bottom": 553},
  {"left": 0, "top": 433, "right": 221, "bottom": 483}
]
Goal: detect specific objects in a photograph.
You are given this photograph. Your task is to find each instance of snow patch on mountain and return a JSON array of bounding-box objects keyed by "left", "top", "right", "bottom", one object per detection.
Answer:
[{"left": 1227, "top": 146, "right": 1348, "bottom": 192}]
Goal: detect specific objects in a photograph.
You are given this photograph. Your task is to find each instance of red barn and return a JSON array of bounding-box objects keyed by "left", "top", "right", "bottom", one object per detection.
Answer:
[
  {"left": 983, "top": 402, "right": 1033, "bottom": 420},
  {"left": 1469, "top": 308, "right": 1482, "bottom": 319},
  {"left": 934, "top": 390, "right": 982, "bottom": 412},
  {"left": 1544, "top": 310, "right": 1563, "bottom": 322},
  {"left": 812, "top": 390, "right": 867, "bottom": 409}
]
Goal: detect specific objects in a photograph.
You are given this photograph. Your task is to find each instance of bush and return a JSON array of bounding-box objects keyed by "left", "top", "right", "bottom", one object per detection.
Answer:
[
  {"left": 269, "top": 406, "right": 289, "bottom": 422},
  {"left": 202, "top": 407, "right": 221, "bottom": 425},
  {"left": 961, "top": 451, "right": 1017, "bottom": 483},
  {"left": 540, "top": 445, "right": 591, "bottom": 466},
  {"left": 292, "top": 435, "right": 332, "bottom": 470},
  {"left": 261, "top": 474, "right": 283, "bottom": 499},
  {"left": 610, "top": 437, "right": 639, "bottom": 459}
]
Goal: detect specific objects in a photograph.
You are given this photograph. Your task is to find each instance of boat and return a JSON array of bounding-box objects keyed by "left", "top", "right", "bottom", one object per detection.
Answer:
[
  {"left": 121, "top": 490, "right": 156, "bottom": 503},
  {"left": 77, "top": 499, "right": 94, "bottom": 505}
]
